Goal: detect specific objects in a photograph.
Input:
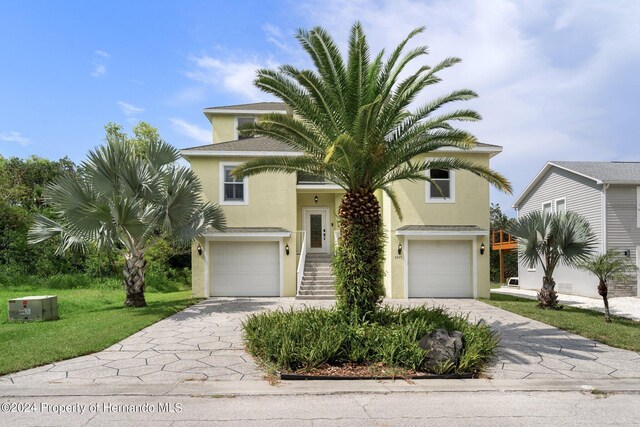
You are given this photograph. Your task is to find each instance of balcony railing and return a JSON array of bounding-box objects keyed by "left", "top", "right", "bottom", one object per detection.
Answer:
[
  {"left": 492, "top": 230, "right": 517, "bottom": 250},
  {"left": 297, "top": 172, "right": 336, "bottom": 185}
]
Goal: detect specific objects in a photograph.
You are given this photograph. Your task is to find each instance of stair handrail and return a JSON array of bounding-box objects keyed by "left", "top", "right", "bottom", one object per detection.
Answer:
[{"left": 296, "top": 231, "right": 307, "bottom": 295}]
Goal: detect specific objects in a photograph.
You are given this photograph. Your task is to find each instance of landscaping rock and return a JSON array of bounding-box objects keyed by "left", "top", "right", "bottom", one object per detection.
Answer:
[{"left": 418, "top": 329, "right": 464, "bottom": 369}]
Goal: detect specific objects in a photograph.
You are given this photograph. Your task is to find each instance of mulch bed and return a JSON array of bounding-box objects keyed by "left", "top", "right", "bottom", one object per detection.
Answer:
[{"left": 279, "top": 362, "right": 474, "bottom": 380}]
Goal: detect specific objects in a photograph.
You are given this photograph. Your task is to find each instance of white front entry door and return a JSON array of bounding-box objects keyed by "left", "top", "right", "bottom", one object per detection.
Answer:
[{"left": 304, "top": 208, "right": 329, "bottom": 254}]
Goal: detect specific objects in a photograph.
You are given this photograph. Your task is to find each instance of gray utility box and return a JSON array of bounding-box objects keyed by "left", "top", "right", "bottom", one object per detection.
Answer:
[{"left": 8, "top": 296, "right": 58, "bottom": 321}]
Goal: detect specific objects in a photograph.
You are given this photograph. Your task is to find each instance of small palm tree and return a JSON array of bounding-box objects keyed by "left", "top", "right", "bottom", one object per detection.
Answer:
[
  {"left": 28, "top": 130, "right": 225, "bottom": 307},
  {"left": 233, "top": 22, "right": 512, "bottom": 319},
  {"left": 509, "top": 211, "right": 596, "bottom": 309},
  {"left": 579, "top": 251, "right": 638, "bottom": 322}
]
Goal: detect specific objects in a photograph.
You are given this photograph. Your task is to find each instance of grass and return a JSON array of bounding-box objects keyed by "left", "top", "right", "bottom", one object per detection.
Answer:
[
  {"left": 243, "top": 305, "right": 498, "bottom": 376},
  {"left": 0, "top": 276, "right": 200, "bottom": 375},
  {"left": 484, "top": 293, "right": 640, "bottom": 351}
]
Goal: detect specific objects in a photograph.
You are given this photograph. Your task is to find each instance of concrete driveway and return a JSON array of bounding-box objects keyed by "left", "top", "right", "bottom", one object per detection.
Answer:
[{"left": 2, "top": 298, "right": 639, "bottom": 384}]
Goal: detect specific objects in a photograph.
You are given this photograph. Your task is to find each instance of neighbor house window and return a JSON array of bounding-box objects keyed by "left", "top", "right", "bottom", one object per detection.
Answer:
[
  {"left": 542, "top": 201, "right": 552, "bottom": 216},
  {"left": 555, "top": 198, "right": 566, "bottom": 213},
  {"left": 236, "top": 116, "right": 255, "bottom": 140},
  {"left": 426, "top": 169, "right": 455, "bottom": 203},
  {"left": 220, "top": 163, "right": 248, "bottom": 205}
]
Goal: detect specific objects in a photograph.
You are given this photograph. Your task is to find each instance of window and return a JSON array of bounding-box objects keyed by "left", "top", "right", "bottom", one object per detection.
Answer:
[
  {"left": 542, "top": 201, "right": 552, "bottom": 216},
  {"left": 426, "top": 169, "right": 455, "bottom": 203},
  {"left": 555, "top": 198, "right": 566, "bottom": 213},
  {"left": 220, "top": 163, "right": 247, "bottom": 205},
  {"left": 236, "top": 116, "right": 255, "bottom": 140}
]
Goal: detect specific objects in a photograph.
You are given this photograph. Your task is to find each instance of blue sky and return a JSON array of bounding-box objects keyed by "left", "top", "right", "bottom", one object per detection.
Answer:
[{"left": 1, "top": 0, "right": 638, "bottom": 213}]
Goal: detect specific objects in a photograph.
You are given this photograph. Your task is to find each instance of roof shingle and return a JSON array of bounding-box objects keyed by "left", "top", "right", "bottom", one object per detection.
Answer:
[{"left": 551, "top": 161, "right": 640, "bottom": 183}]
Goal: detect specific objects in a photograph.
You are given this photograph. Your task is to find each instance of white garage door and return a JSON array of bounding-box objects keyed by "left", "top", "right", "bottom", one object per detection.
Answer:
[
  {"left": 210, "top": 241, "right": 280, "bottom": 297},
  {"left": 408, "top": 240, "right": 471, "bottom": 298}
]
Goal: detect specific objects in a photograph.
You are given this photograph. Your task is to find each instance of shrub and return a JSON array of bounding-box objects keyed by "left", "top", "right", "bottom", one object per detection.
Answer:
[{"left": 243, "top": 305, "right": 498, "bottom": 375}]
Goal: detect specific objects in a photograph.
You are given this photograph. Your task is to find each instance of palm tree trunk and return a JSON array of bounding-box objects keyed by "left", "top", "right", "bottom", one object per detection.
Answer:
[
  {"left": 334, "top": 187, "right": 385, "bottom": 320},
  {"left": 538, "top": 275, "right": 559, "bottom": 309},
  {"left": 123, "top": 252, "right": 147, "bottom": 307},
  {"left": 598, "top": 279, "right": 611, "bottom": 323}
]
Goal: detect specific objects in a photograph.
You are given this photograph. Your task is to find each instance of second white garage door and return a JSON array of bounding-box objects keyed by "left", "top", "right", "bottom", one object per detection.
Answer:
[
  {"left": 210, "top": 241, "right": 280, "bottom": 297},
  {"left": 408, "top": 240, "right": 472, "bottom": 298}
]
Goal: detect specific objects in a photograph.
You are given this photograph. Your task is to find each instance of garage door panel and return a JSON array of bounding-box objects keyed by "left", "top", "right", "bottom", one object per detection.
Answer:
[
  {"left": 211, "top": 241, "right": 279, "bottom": 297},
  {"left": 408, "top": 240, "right": 472, "bottom": 298}
]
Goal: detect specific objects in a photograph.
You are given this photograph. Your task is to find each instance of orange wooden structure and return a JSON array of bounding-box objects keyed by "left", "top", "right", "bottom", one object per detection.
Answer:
[{"left": 492, "top": 230, "right": 517, "bottom": 285}]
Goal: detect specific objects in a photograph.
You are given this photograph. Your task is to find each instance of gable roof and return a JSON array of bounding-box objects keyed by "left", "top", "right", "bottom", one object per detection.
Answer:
[
  {"left": 513, "top": 161, "right": 640, "bottom": 208},
  {"left": 181, "top": 138, "right": 502, "bottom": 157},
  {"left": 181, "top": 137, "right": 303, "bottom": 157},
  {"left": 203, "top": 102, "right": 288, "bottom": 115}
]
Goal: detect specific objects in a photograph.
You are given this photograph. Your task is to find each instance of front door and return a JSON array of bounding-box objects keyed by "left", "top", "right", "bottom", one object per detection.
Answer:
[{"left": 305, "top": 209, "right": 329, "bottom": 253}]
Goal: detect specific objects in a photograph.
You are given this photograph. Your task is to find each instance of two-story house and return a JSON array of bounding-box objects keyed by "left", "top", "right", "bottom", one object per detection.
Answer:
[
  {"left": 513, "top": 161, "right": 640, "bottom": 298},
  {"left": 181, "top": 102, "right": 503, "bottom": 299}
]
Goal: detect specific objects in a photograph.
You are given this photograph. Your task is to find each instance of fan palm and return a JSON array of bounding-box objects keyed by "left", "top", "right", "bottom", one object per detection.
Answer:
[
  {"left": 233, "top": 22, "right": 512, "bottom": 319},
  {"left": 28, "top": 133, "right": 225, "bottom": 307},
  {"left": 509, "top": 211, "right": 596, "bottom": 309},
  {"left": 579, "top": 251, "right": 638, "bottom": 322}
]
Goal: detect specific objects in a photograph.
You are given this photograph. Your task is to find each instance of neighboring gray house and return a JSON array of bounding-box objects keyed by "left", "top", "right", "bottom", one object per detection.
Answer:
[{"left": 513, "top": 161, "right": 640, "bottom": 298}]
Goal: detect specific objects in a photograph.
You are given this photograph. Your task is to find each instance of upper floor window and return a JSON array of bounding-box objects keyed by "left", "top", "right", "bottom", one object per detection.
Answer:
[
  {"left": 235, "top": 116, "right": 255, "bottom": 140},
  {"left": 220, "top": 163, "right": 248, "bottom": 205},
  {"left": 542, "top": 198, "right": 566, "bottom": 215},
  {"left": 426, "top": 169, "right": 455, "bottom": 203}
]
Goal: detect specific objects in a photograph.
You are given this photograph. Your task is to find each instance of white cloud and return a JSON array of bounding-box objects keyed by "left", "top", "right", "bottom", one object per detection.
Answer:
[
  {"left": 117, "top": 101, "right": 145, "bottom": 117},
  {"left": 0, "top": 131, "right": 31, "bottom": 146},
  {"left": 91, "top": 50, "right": 110, "bottom": 78},
  {"left": 263, "top": 23, "right": 290, "bottom": 51},
  {"left": 91, "top": 64, "right": 106, "bottom": 78},
  {"left": 170, "top": 118, "right": 211, "bottom": 144},
  {"left": 185, "top": 54, "right": 277, "bottom": 102}
]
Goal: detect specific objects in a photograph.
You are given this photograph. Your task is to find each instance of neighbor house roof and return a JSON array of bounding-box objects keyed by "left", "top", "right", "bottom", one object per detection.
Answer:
[
  {"left": 395, "top": 225, "right": 488, "bottom": 236},
  {"left": 181, "top": 137, "right": 303, "bottom": 157},
  {"left": 513, "top": 161, "right": 640, "bottom": 208},
  {"left": 203, "top": 102, "right": 288, "bottom": 114}
]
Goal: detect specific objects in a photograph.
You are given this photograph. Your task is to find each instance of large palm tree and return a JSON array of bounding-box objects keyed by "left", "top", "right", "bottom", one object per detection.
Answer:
[
  {"left": 233, "top": 23, "right": 511, "bottom": 319},
  {"left": 509, "top": 211, "right": 596, "bottom": 309},
  {"left": 28, "top": 132, "right": 225, "bottom": 307},
  {"left": 579, "top": 251, "right": 638, "bottom": 322}
]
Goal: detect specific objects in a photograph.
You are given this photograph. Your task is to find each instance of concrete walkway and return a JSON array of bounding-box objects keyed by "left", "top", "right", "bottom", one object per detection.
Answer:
[
  {"left": 492, "top": 287, "right": 640, "bottom": 321},
  {"left": 2, "top": 298, "right": 640, "bottom": 384}
]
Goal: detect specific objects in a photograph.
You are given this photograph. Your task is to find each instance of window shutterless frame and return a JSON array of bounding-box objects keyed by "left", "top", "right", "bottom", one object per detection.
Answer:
[
  {"left": 219, "top": 162, "right": 248, "bottom": 205},
  {"left": 425, "top": 169, "right": 455, "bottom": 203}
]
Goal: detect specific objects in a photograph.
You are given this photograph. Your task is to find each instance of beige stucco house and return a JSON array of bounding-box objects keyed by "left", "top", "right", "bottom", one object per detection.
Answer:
[{"left": 181, "top": 102, "right": 503, "bottom": 299}]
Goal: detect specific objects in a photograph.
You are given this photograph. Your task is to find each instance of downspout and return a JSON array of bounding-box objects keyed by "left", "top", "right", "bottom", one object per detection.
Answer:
[{"left": 601, "top": 184, "right": 609, "bottom": 254}]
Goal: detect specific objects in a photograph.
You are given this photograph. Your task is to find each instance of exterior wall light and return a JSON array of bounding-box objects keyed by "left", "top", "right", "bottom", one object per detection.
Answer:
[
  {"left": 285, "top": 244, "right": 290, "bottom": 255},
  {"left": 197, "top": 244, "right": 203, "bottom": 256},
  {"left": 398, "top": 242, "right": 403, "bottom": 255},
  {"left": 314, "top": 195, "right": 318, "bottom": 204},
  {"left": 480, "top": 242, "right": 485, "bottom": 255}
]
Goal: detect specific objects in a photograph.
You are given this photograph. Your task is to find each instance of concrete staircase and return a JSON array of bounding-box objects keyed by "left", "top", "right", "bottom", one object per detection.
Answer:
[{"left": 296, "top": 253, "right": 335, "bottom": 300}]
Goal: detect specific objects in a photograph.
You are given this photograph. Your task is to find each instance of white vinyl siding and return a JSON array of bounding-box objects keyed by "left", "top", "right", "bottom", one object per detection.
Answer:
[
  {"left": 517, "top": 166, "right": 603, "bottom": 298},
  {"left": 408, "top": 241, "right": 471, "bottom": 297},
  {"left": 210, "top": 241, "right": 279, "bottom": 296},
  {"left": 606, "top": 185, "right": 640, "bottom": 278}
]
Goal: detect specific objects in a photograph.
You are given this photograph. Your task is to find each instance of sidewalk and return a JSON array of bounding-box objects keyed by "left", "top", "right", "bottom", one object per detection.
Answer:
[{"left": 491, "top": 287, "right": 640, "bottom": 321}]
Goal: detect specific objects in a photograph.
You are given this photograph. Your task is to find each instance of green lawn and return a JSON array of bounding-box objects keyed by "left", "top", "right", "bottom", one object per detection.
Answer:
[
  {"left": 484, "top": 293, "right": 640, "bottom": 352},
  {"left": 0, "top": 286, "right": 199, "bottom": 375}
]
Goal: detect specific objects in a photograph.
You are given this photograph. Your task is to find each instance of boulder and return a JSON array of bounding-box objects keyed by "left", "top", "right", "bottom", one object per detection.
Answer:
[{"left": 418, "top": 329, "right": 464, "bottom": 370}]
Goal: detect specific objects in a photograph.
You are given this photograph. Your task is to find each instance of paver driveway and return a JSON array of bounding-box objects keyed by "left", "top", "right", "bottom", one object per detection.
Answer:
[{"left": 2, "top": 298, "right": 639, "bottom": 384}]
